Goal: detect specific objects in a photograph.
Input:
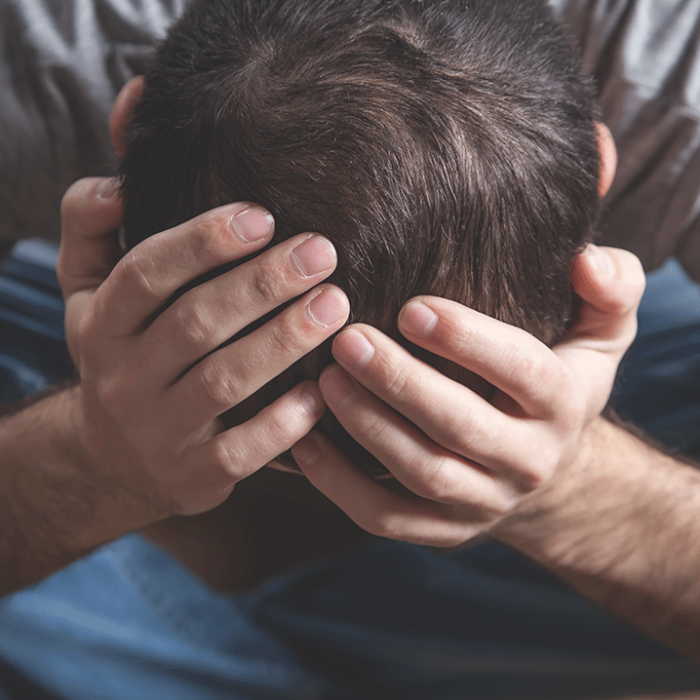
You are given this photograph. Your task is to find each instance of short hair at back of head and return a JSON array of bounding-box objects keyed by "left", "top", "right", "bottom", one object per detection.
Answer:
[{"left": 120, "top": 0, "right": 600, "bottom": 476}]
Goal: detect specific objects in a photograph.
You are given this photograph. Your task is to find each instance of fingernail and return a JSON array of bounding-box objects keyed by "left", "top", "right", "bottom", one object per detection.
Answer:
[
  {"left": 292, "top": 434, "right": 320, "bottom": 468},
  {"left": 229, "top": 206, "right": 275, "bottom": 243},
  {"left": 290, "top": 236, "right": 336, "bottom": 278},
  {"left": 97, "top": 177, "right": 120, "bottom": 199},
  {"left": 307, "top": 288, "right": 347, "bottom": 327},
  {"left": 321, "top": 366, "right": 355, "bottom": 405},
  {"left": 399, "top": 301, "right": 438, "bottom": 337},
  {"left": 295, "top": 385, "right": 325, "bottom": 418},
  {"left": 333, "top": 328, "right": 374, "bottom": 367},
  {"left": 585, "top": 244, "right": 614, "bottom": 279}
]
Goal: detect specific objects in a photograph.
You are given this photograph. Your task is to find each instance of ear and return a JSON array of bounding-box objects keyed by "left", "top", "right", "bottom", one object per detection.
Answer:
[
  {"left": 109, "top": 76, "right": 145, "bottom": 156},
  {"left": 595, "top": 121, "right": 617, "bottom": 199}
]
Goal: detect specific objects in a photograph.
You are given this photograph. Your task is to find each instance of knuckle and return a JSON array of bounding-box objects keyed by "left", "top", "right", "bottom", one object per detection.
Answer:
[
  {"left": 450, "top": 317, "right": 480, "bottom": 352},
  {"left": 361, "top": 412, "right": 393, "bottom": 444},
  {"left": 439, "top": 534, "right": 471, "bottom": 548},
  {"left": 378, "top": 361, "right": 413, "bottom": 400},
  {"left": 95, "top": 375, "right": 122, "bottom": 413},
  {"left": 369, "top": 512, "right": 404, "bottom": 541},
  {"left": 249, "top": 260, "right": 285, "bottom": 306},
  {"left": 75, "top": 309, "right": 97, "bottom": 351},
  {"left": 449, "top": 408, "right": 489, "bottom": 456},
  {"left": 119, "top": 248, "right": 158, "bottom": 299},
  {"left": 596, "top": 250, "right": 646, "bottom": 316},
  {"left": 514, "top": 448, "right": 556, "bottom": 492},
  {"left": 427, "top": 528, "right": 472, "bottom": 548},
  {"left": 208, "top": 439, "right": 241, "bottom": 482},
  {"left": 262, "top": 411, "right": 295, "bottom": 450},
  {"left": 172, "top": 301, "right": 214, "bottom": 348},
  {"left": 516, "top": 464, "right": 548, "bottom": 493},
  {"left": 418, "top": 459, "right": 461, "bottom": 504},
  {"left": 198, "top": 359, "right": 240, "bottom": 410},
  {"left": 504, "top": 343, "right": 549, "bottom": 396},
  {"left": 266, "top": 312, "right": 306, "bottom": 359},
  {"left": 73, "top": 307, "right": 104, "bottom": 366},
  {"left": 188, "top": 213, "right": 229, "bottom": 263},
  {"left": 89, "top": 371, "right": 135, "bottom": 425},
  {"left": 469, "top": 484, "right": 516, "bottom": 522},
  {"left": 617, "top": 251, "right": 647, "bottom": 306}
]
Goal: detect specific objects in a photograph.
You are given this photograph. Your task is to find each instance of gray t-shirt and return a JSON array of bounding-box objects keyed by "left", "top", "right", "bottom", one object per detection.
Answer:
[
  {"left": 2, "top": 0, "right": 700, "bottom": 278},
  {"left": 551, "top": 0, "right": 700, "bottom": 279},
  {"left": 0, "top": 0, "right": 186, "bottom": 247}
]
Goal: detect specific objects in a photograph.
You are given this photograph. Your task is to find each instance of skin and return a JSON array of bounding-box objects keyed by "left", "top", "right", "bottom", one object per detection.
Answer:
[
  {"left": 3, "top": 77, "right": 699, "bottom": 675},
  {"left": 0, "top": 178, "right": 349, "bottom": 595},
  {"left": 293, "top": 232, "right": 641, "bottom": 549}
]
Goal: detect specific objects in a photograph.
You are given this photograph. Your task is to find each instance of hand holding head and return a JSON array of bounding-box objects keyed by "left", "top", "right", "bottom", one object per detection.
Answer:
[
  {"left": 57, "top": 177, "right": 347, "bottom": 521},
  {"left": 292, "top": 245, "right": 645, "bottom": 547}
]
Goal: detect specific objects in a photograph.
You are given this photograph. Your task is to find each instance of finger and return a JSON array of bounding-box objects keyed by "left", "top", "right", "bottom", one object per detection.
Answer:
[
  {"left": 57, "top": 177, "right": 123, "bottom": 300},
  {"left": 568, "top": 245, "right": 645, "bottom": 350},
  {"left": 331, "top": 326, "right": 517, "bottom": 462},
  {"left": 395, "top": 297, "right": 569, "bottom": 419},
  {"left": 556, "top": 245, "right": 646, "bottom": 417},
  {"left": 175, "top": 381, "right": 327, "bottom": 516},
  {"left": 92, "top": 201, "right": 275, "bottom": 338},
  {"left": 318, "top": 363, "right": 520, "bottom": 507},
  {"left": 330, "top": 327, "right": 562, "bottom": 488},
  {"left": 293, "top": 430, "right": 479, "bottom": 547},
  {"left": 165, "top": 285, "right": 349, "bottom": 428},
  {"left": 58, "top": 178, "right": 124, "bottom": 362},
  {"left": 141, "top": 234, "right": 337, "bottom": 378}
]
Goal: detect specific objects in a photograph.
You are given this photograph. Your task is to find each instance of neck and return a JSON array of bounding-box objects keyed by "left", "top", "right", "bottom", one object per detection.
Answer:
[{"left": 141, "top": 466, "right": 373, "bottom": 593}]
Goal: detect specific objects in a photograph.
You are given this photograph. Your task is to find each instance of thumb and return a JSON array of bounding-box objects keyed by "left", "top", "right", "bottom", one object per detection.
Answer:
[
  {"left": 554, "top": 245, "right": 646, "bottom": 418},
  {"left": 56, "top": 177, "right": 123, "bottom": 300},
  {"left": 570, "top": 244, "right": 646, "bottom": 351},
  {"left": 56, "top": 177, "right": 123, "bottom": 368}
]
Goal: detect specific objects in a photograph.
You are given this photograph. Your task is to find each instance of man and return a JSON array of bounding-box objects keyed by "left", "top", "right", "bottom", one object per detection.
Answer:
[
  {"left": 1, "top": 0, "right": 700, "bottom": 698},
  {"left": 118, "top": 0, "right": 605, "bottom": 478}
]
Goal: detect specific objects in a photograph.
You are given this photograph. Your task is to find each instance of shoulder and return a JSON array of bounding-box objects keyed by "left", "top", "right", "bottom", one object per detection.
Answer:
[
  {"left": 0, "top": 0, "right": 188, "bottom": 246},
  {"left": 550, "top": 0, "right": 700, "bottom": 276}
]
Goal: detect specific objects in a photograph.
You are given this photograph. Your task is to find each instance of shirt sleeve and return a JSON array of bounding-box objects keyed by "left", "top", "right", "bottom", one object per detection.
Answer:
[
  {"left": 551, "top": 0, "right": 700, "bottom": 280},
  {"left": 0, "top": 0, "right": 188, "bottom": 246}
]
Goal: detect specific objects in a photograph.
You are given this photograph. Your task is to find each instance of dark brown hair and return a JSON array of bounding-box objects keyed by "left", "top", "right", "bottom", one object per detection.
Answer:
[{"left": 120, "top": 0, "right": 600, "bottom": 474}]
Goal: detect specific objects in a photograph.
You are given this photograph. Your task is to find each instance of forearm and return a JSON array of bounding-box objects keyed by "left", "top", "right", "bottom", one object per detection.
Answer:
[
  {"left": 1, "top": 189, "right": 342, "bottom": 596},
  {"left": 0, "top": 386, "right": 154, "bottom": 596},
  {"left": 496, "top": 417, "right": 700, "bottom": 660}
]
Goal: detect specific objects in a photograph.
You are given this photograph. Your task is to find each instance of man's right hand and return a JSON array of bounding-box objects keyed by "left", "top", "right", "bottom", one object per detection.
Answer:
[
  {"left": 291, "top": 244, "right": 645, "bottom": 547},
  {"left": 57, "top": 177, "right": 348, "bottom": 521}
]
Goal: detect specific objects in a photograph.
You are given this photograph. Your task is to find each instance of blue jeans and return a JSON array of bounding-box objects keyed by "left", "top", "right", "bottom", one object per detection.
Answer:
[
  {"left": 1, "top": 244, "right": 699, "bottom": 699},
  {"left": 612, "top": 258, "right": 700, "bottom": 458}
]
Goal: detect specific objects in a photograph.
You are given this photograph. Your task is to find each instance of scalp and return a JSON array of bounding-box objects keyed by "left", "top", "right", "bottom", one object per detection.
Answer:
[{"left": 119, "top": 0, "right": 600, "bottom": 475}]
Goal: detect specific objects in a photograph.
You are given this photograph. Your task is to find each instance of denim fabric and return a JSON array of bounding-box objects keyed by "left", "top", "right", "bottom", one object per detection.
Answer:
[
  {"left": 1, "top": 244, "right": 699, "bottom": 699},
  {"left": 0, "top": 240, "right": 73, "bottom": 405},
  {"left": 3, "top": 535, "right": 700, "bottom": 700},
  {"left": 612, "top": 259, "right": 700, "bottom": 458}
]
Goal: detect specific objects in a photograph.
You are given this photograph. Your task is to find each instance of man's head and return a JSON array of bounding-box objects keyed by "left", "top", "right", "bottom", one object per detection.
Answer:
[{"left": 113, "top": 0, "right": 612, "bottom": 474}]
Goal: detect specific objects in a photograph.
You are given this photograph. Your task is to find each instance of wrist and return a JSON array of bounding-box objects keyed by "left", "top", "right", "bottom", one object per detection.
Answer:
[
  {"left": 60, "top": 383, "right": 175, "bottom": 547},
  {"left": 1, "top": 385, "right": 166, "bottom": 594},
  {"left": 493, "top": 417, "right": 700, "bottom": 656},
  {"left": 491, "top": 416, "right": 610, "bottom": 565}
]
